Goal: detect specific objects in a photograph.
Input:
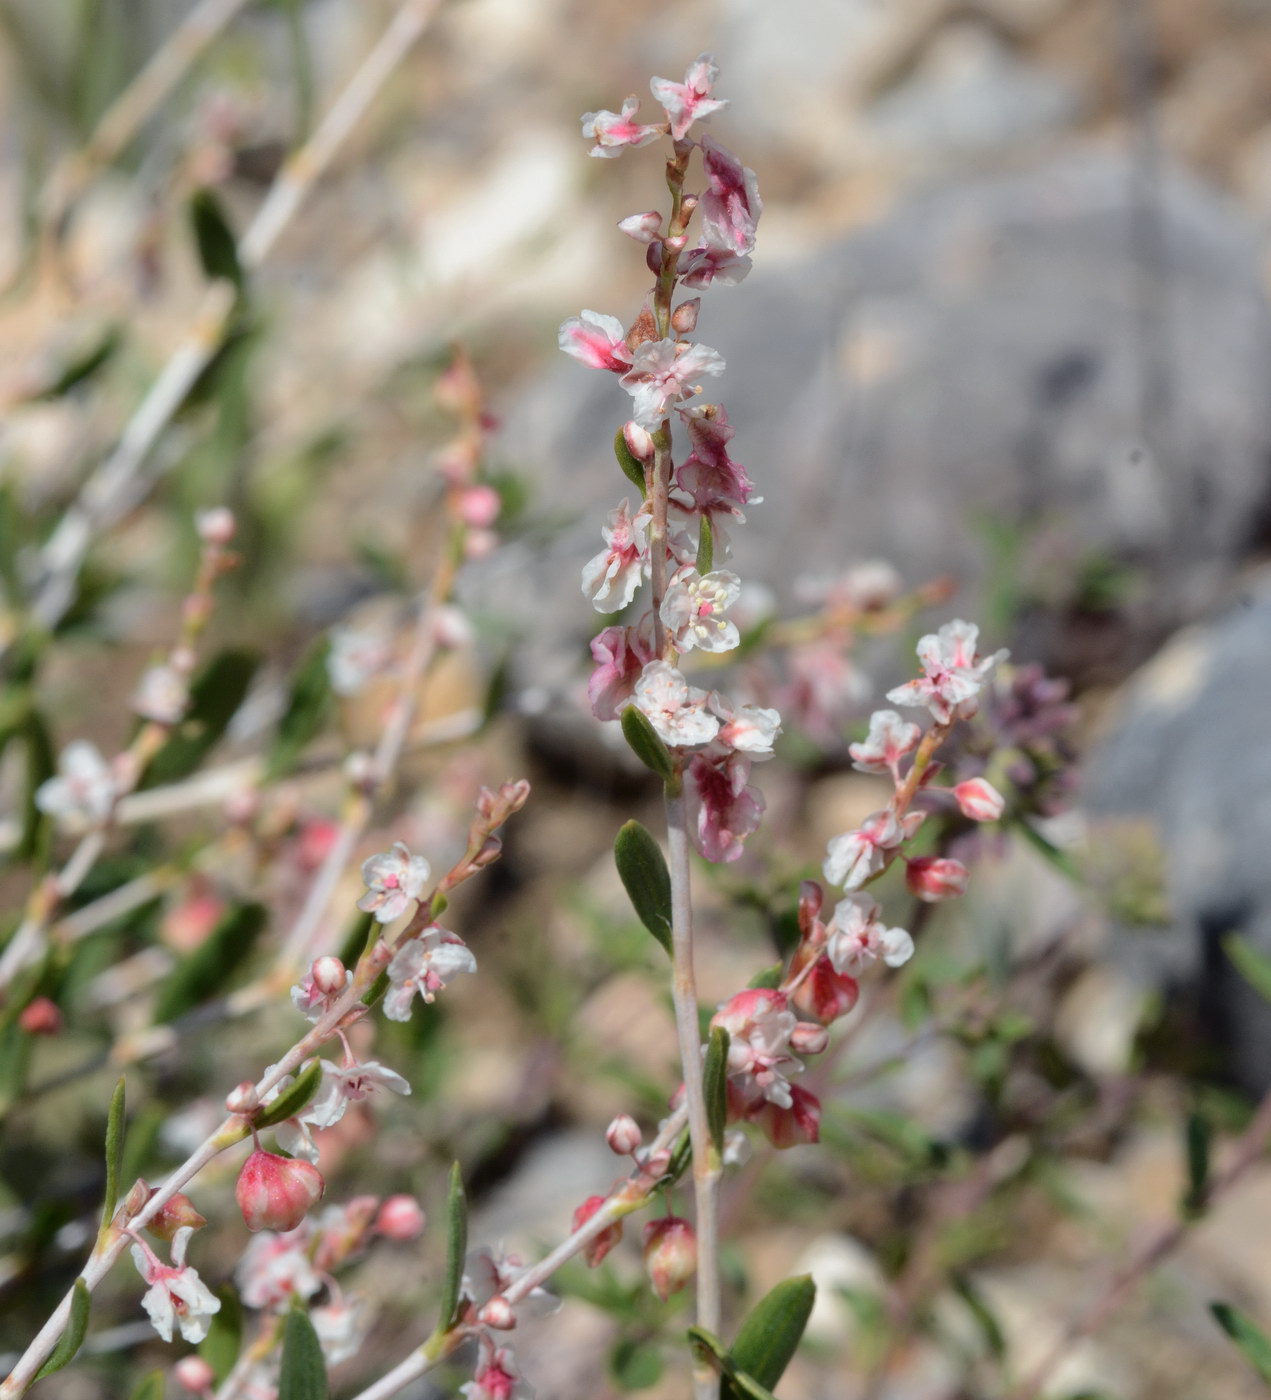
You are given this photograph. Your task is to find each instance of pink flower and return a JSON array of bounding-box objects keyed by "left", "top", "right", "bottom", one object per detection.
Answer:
[
  {"left": 620, "top": 338, "right": 725, "bottom": 428},
  {"left": 954, "top": 777, "right": 1005, "bottom": 822},
  {"left": 643, "top": 1217, "right": 697, "bottom": 1300},
  {"left": 823, "top": 809, "right": 910, "bottom": 889},
  {"left": 711, "top": 695, "right": 782, "bottom": 756},
  {"left": 581, "top": 96, "right": 664, "bottom": 158},
  {"left": 633, "top": 661, "right": 719, "bottom": 747},
  {"left": 790, "top": 956, "right": 860, "bottom": 1025},
  {"left": 678, "top": 242, "right": 753, "bottom": 289},
  {"left": 711, "top": 988, "right": 801, "bottom": 1109},
  {"left": 581, "top": 498, "right": 650, "bottom": 613},
  {"left": 376, "top": 1195, "right": 427, "bottom": 1240},
  {"left": 129, "top": 1226, "right": 221, "bottom": 1344},
  {"left": 747, "top": 1083, "right": 821, "bottom": 1149},
  {"left": 587, "top": 619, "right": 655, "bottom": 721},
  {"left": 700, "top": 138, "right": 763, "bottom": 255},
  {"left": 461, "top": 1346, "right": 534, "bottom": 1400},
  {"left": 850, "top": 709, "right": 922, "bottom": 778},
  {"left": 573, "top": 1195, "right": 624, "bottom": 1268},
  {"left": 905, "top": 856, "right": 969, "bottom": 903},
  {"left": 384, "top": 926, "right": 477, "bottom": 1020},
  {"left": 824, "top": 893, "right": 913, "bottom": 974},
  {"left": 650, "top": 53, "right": 728, "bottom": 139},
  {"left": 618, "top": 211, "right": 663, "bottom": 243},
  {"left": 660, "top": 566, "right": 741, "bottom": 653},
  {"left": 358, "top": 842, "right": 430, "bottom": 924},
  {"left": 304, "top": 1057, "right": 411, "bottom": 1130},
  {"left": 236, "top": 1224, "right": 321, "bottom": 1309},
  {"left": 886, "top": 619, "right": 1009, "bottom": 724},
  {"left": 557, "top": 309, "right": 634, "bottom": 372},
  {"left": 686, "top": 751, "right": 764, "bottom": 862},
  {"left": 289, "top": 957, "right": 351, "bottom": 1022},
  {"left": 674, "top": 404, "right": 756, "bottom": 508},
  {"left": 236, "top": 1150, "right": 324, "bottom": 1233}
]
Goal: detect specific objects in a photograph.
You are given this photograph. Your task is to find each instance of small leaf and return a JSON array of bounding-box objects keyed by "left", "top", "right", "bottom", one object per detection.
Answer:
[
  {"left": 200, "top": 1284, "right": 243, "bottom": 1383},
  {"left": 1182, "top": 1110, "right": 1210, "bottom": 1219},
  {"left": 142, "top": 650, "right": 260, "bottom": 788},
  {"left": 436, "top": 1162, "right": 468, "bottom": 1333},
  {"left": 34, "top": 325, "right": 122, "bottom": 401},
  {"left": 614, "top": 426, "right": 647, "bottom": 496},
  {"left": 697, "top": 516, "right": 713, "bottom": 577},
  {"left": 1226, "top": 935, "right": 1271, "bottom": 1009},
  {"left": 614, "top": 821, "right": 673, "bottom": 957},
  {"left": 128, "top": 1371, "right": 165, "bottom": 1400},
  {"left": 747, "top": 965, "right": 783, "bottom": 991},
  {"left": 101, "top": 1076, "right": 126, "bottom": 1229},
  {"left": 704, "top": 1026, "right": 730, "bottom": 1155},
  {"left": 266, "top": 639, "right": 333, "bottom": 780},
  {"left": 620, "top": 706, "right": 675, "bottom": 783},
  {"left": 723, "top": 1274, "right": 816, "bottom": 1397},
  {"left": 34, "top": 1278, "right": 91, "bottom": 1380},
  {"left": 152, "top": 903, "right": 267, "bottom": 1024},
  {"left": 189, "top": 188, "right": 244, "bottom": 290},
  {"left": 278, "top": 1307, "right": 327, "bottom": 1400},
  {"left": 255, "top": 1059, "right": 324, "bottom": 1130},
  {"left": 1212, "top": 1301, "right": 1271, "bottom": 1382}
]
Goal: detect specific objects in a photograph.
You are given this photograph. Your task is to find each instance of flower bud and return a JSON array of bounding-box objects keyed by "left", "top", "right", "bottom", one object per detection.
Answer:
[
  {"left": 311, "top": 956, "right": 347, "bottom": 997},
  {"left": 671, "top": 298, "right": 700, "bottom": 335},
  {"left": 617, "top": 210, "right": 662, "bottom": 243},
  {"left": 664, "top": 233, "right": 688, "bottom": 254},
  {"left": 174, "top": 1356, "right": 216, "bottom": 1393},
  {"left": 458, "top": 484, "right": 501, "bottom": 529},
  {"left": 123, "top": 1178, "right": 152, "bottom": 1218},
  {"left": 478, "top": 1294, "right": 517, "bottom": 1330},
  {"left": 789, "top": 1022, "right": 829, "bottom": 1056},
  {"left": 790, "top": 956, "right": 859, "bottom": 1025},
  {"left": 680, "top": 194, "right": 699, "bottom": 219},
  {"left": 643, "top": 1148, "right": 672, "bottom": 1179},
  {"left": 344, "top": 751, "right": 375, "bottom": 791},
  {"left": 376, "top": 1194, "right": 426, "bottom": 1240},
  {"left": 622, "top": 420, "right": 655, "bottom": 464},
  {"left": 18, "top": 997, "right": 62, "bottom": 1036},
  {"left": 905, "top": 856, "right": 970, "bottom": 903},
  {"left": 195, "top": 507, "right": 236, "bottom": 545},
  {"left": 573, "top": 1194, "right": 624, "bottom": 1267},
  {"left": 643, "top": 1217, "right": 696, "bottom": 1300},
  {"left": 225, "top": 1081, "right": 259, "bottom": 1116},
  {"left": 146, "top": 1192, "right": 208, "bottom": 1241},
  {"left": 605, "top": 1114, "right": 643, "bottom": 1156},
  {"left": 236, "top": 1149, "right": 324, "bottom": 1233},
  {"left": 645, "top": 240, "right": 664, "bottom": 275},
  {"left": 954, "top": 777, "right": 1005, "bottom": 822}
]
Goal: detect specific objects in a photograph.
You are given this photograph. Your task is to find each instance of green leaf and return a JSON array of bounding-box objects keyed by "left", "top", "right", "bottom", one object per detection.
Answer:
[
  {"left": 34, "top": 1278, "right": 91, "bottom": 1380},
  {"left": 33, "top": 325, "right": 122, "bottom": 401},
  {"left": 704, "top": 1026, "right": 730, "bottom": 1155},
  {"left": 128, "top": 1371, "right": 166, "bottom": 1400},
  {"left": 620, "top": 706, "right": 675, "bottom": 783},
  {"left": 610, "top": 1337, "right": 664, "bottom": 1390},
  {"left": 19, "top": 708, "right": 55, "bottom": 864},
  {"left": 101, "top": 1076, "right": 126, "bottom": 1230},
  {"left": 255, "top": 1058, "right": 324, "bottom": 1130},
  {"left": 1212, "top": 1301, "right": 1271, "bottom": 1382},
  {"left": 266, "top": 639, "right": 333, "bottom": 780},
  {"left": 338, "top": 911, "right": 376, "bottom": 970},
  {"left": 688, "top": 1328, "right": 780, "bottom": 1400},
  {"left": 142, "top": 649, "right": 260, "bottom": 787},
  {"left": 665, "top": 1129, "right": 692, "bottom": 1186},
  {"left": 697, "top": 516, "right": 713, "bottom": 577},
  {"left": 723, "top": 1274, "right": 816, "bottom": 1397},
  {"left": 614, "top": 427, "right": 647, "bottom": 496},
  {"left": 1226, "top": 935, "right": 1271, "bottom": 1010},
  {"left": 189, "top": 188, "right": 244, "bottom": 290},
  {"left": 152, "top": 903, "right": 267, "bottom": 1024},
  {"left": 614, "top": 821, "right": 673, "bottom": 957},
  {"left": 200, "top": 1284, "right": 243, "bottom": 1383},
  {"left": 951, "top": 1273, "right": 1005, "bottom": 1360},
  {"left": 278, "top": 1307, "right": 328, "bottom": 1400},
  {"left": 436, "top": 1162, "right": 468, "bottom": 1333},
  {"left": 747, "top": 964, "right": 783, "bottom": 991},
  {"left": 1182, "top": 1109, "right": 1210, "bottom": 1219}
]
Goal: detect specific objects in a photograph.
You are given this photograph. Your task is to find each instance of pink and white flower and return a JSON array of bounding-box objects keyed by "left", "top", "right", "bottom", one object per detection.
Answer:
[
  {"left": 618, "top": 211, "right": 662, "bottom": 243},
  {"left": 699, "top": 138, "right": 762, "bottom": 256},
  {"left": 327, "top": 625, "right": 395, "bottom": 697},
  {"left": 132, "top": 665, "right": 187, "bottom": 725},
  {"left": 36, "top": 740, "right": 117, "bottom": 830},
  {"left": 824, "top": 893, "right": 914, "bottom": 974},
  {"left": 463, "top": 1246, "right": 560, "bottom": 1319},
  {"left": 557, "top": 310, "right": 634, "bottom": 372},
  {"left": 581, "top": 499, "right": 650, "bottom": 613},
  {"left": 581, "top": 96, "right": 663, "bottom": 158},
  {"left": 620, "top": 339, "right": 725, "bottom": 428},
  {"left": 236, "top": 1224, "right": 321, "bottom": 1310},
  {"left": 953, "top": 777, "right": 1005, "bottom": 822},
  {"left": 650, "top": 53, "right": 728, "bottom": 139},
  {"left": 358, "top": 842, "right": 430, "bottom": 924},
  {"left": 904, "top": 856, "right": 970, "bottom": 903},
  {"left": 304, "top": 1057, "right": 411, "bottom": 1130},
  {"left": 886, "top": 619, "right": 1009, "bottom": 724},
  {"left": 130, "top": 1226, "right": 221, "bottom": 1344},
  {"left": 383, "top": 926, "right": 477, "bottom": 1020},
  {"left": 659, "top": 566, "right": 741, "bottom": 653},
  {"left": 633, "top": 661, "right": 719, "bottom": 747},
  {"left": 747, "top": 1083, "right": 821, "bottom": 1149},
  {"left": 711, "top": 695, "right": 782, "bottom": 756},
  {"left": 850, "top": 709, "right": 922, "bottom": 777},
  {"left": 587, "top": 619, "right": 655, "bottom": 721},
  {"left": 711, "top": 988, "right": 801, "bottom": 1109},
  {"left": 685, "top": 752, "right": 764, "bottom": 862},
  {"left": 311, "top": 1297, "right": 368, "bottom": 1365},
  {"left": 823, "top": 809, "right": 910, "bottom": 889},
  {"left": 461, "top": 1345, "right": 535, "bottom": 1400}
]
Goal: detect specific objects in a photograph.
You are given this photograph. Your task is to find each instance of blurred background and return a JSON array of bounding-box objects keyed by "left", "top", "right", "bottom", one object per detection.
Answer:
[{"left": 4, "top": 1, "right": 1271, "bottom": 1397}]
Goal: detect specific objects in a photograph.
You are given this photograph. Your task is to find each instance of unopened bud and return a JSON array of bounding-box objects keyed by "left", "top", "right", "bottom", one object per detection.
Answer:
[
  {"left": 790, "top": 956, "right": 859, "bottom": 1026},
  {"left": 146, "top": 1193, "right": 208, "bottom": 1241},
  {"left": 458, "top": 484, "right": 501, "bottom": 529},
  {"left": 472, "top": 834, "right": 503, "bottom": 869},
  {"left": 174, "top": 1356, "right": 216, "bottom": 1393},
  {"left": 606, "top": 1114, "right": 643, "bottom": 1156},
  {"left": 617, "top": 210, "right": 662, "bottom": 243},
  {"left": 789, "top": 1022, "right": 829, "bottom": 1056},
  {"left": 478, "top": 1295, "right": 517, "bottom": 1330},
  {"left": 195, "top": 507, "right": 236, "bottom": 545},
  {"left": 18, "top": 997, "right": 62, "bottom": 1035},
  {"left": 573, "top": 1195, "right": 623, "bottom": 1268},
  {"left": 622, "top": 420, "right": 655, "bottom": 464},
  {"left": 225, "top": 1081, "right": 259, "bottom": 1116},
  {"left": 643, "top": 1217, "right": 696, "bottom": 1300},
  {"left": 344, "top": 751, "right": 375, "bottom": 790},
  {"left": 953, "top": 778, "right": 1005, "bottom": 823},
  {"left": 645, "top": 241, "right": 664, "bottom": 275},
  {"left": 664, "top": 233, "right": 688, "bottom": 254},
  {"left": 671, "top": 298, "right": 700, "bottom": 335},
  {"left": 643, "top": 1148, "right": 672, "bottom": 1179},
  {"left": 905, "top": 856, "right": 970, "bottom": 903},
  {"left": 376, "top": 1194, "right": 426, "bottom": 1240},
  {"left": 311, "top": 955, "right": 347, "bottom": 997},
  {"left": 236, "top": 1150, "right": 324, "bottom": 1233},
  {"left": 123, "top": 1178, "right": 152, "bottom": 1218}
]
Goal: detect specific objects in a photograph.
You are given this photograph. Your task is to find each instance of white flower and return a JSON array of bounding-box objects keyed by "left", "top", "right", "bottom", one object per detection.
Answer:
[
  {"left": 327, "top": 625, "right": 394, "bottom": 697},
  {"left": 619, "top": 339, "right": 725, "bottom": 428},
  {"left": 35, "top": 741, "right": 117, "bottom": 830},
  {"left": 384, "top": 927, "right": 477, "bottom": 1021},
  {"left": 712, "top": 695, "right": 782, "bottom": 757},
  {"left": 358, "top": 842, "right": 430, "bottom": 924},
  {"left": 580, "top": 498, "right": 650, "bottom": 614},
  {"left": 236, "top": 1225, "right": 321, "bottom": 1310},
  {"left": 825, "top": 893, "right": 914, "bottom": 974},
  {"left": 712, "top": 989, "right": 801, "bottom": 1109},
  {"left": 303, "top": 1058, "right": 411, "bottom": 1130},
  {"left": 130, "top": 1226, "right": 221, "bottom": 1344},
  {"left": 823, "top": 810, "right": 905, "bottom": 890},
  {"left": 849, "top": 709, "right": 922, "bottom": 776},
  {"left": 886, "top": 619, "right": 1009, "bottom": 724},
  {"left": 659, "top": 567, "right": 741, "bottom": 654},
  {"left": 462, "top": 1247, "right": 560, "bottom": 1319},
  {"left": 131, "top": 665, "right": 187, "bottom": 725},
  {"left": 311, "top": 1297, "right": 368, "bottom": 1364},
  {"left": 633, "top": 660, "right": 720, "bottom": 748}
]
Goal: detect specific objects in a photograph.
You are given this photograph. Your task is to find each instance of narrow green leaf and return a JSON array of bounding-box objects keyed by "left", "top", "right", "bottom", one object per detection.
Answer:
[
  {"left": 101, "top": 1077, "right": 126, "bottom": 1229},
  {"left": 34, "top": 1278, "right": 91, "bottom": 1380},
  {"left": 142, "top": 650, "right": 260, "bottom": 787},
  {"left": 200, "top": 1285, "right": 243, "bottom": 1383},
  {"left": 436, "top": 1162, "right": 468, "bottom": 1333},
  {"left": 19, "top": 709, "right": 55, "bottom": 863},
  {"left": 338, "top": 911, "right": 376, "bottom": 969},
  {"left": 724, "top": 1274, "right": 817, "bottom": 1397},
  {"left": 704, "top": 1026, "right": 730, "bottom": 1155},
  {"left": 1182, "top": 1110, "right": 1210, "bottom": 1218},
  {"left": 255, "top": 1059, "right": 324, "bottom": 1131},
  {"left": 190, "top": 188, "right": 244, "bottom": 290},
  {"left": 747, "top": 965, "right": 783, "bottom": 991},
  {"left": 620, "top": 706, "right": 675, "bottom": 783},
  {"left": 688, "top": 1328, "right": 780, "bottom": 1400},
  {"left": 266, "top": 639, "right": 333, "bottom": 780},
  {"left": 951, "top": 1273, "right": 1006, "bottom": 1360},
  {"left": 614, "top": 821, "right": 673, "bottom": 957},
  {"left": 1212, "top": 1301, "right": 1271, "bottom": 1382},
  {"left": 152, "top": 903, "right": 267, "bottom": 1024},
  {"left": 1226, "top": 935, "right": 1271, "bottom": 1010},
  {"left": 34, "top": 325, "right": 122, "bottom": 401},
  {"left": 665, "top": 1129, "right": 692, "bottom": 1186},
  {"left": 128, "top": 1371, "right": 165, "bottom": 1400},
  {"left": 278, "top": 1307, "right": 327, "bottom": 1400},
  {"left": 697, "top": 516, "right": 713, "bottom": 578},
  {"left": 614, "top": 427, "right": 647, "bottom": 496}
]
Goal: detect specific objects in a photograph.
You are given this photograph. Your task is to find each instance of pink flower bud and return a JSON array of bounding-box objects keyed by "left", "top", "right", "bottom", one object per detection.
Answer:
[
  {"left": 643, "top": 1148, "right": 672, "bottom": 1179},
  {"left": 18, "top": 997, "right": 62, "bottom": 1035},
  {"left": 225, "top": 1081, "right": 259, "bottom": 1115},
  {"left": 174, "top": 1356, "right": 216, "bottom": 1393},
  {"left": 790, "top": 956, "right": 859, "bottom": 1025},
  {"left": 643, "top": 1217, "right": 696, "bottom": 1300},
  {"left": 954, "top": 778, "right": 1005, "bottom": 822},
  {"left": 146, "top": 1192, "right": 208, "bottom": 1241},
  {"left": 606, "top": 1114, "right": 643, "bottom": 1156},
  {"left": 905, "top": 856, "right": 970, "bottom": 903},
  {"left": 162, "top": 888, "right": 225, "bottom": 954},
  {"left": 671, "top": 298, "right": 700, "bottom": 334},
  {"left": 458, "top": 484, "right": 501, "bottom": 528},
  {"left": 478, "top": 1294, "right": 517, "bottom": 1330},
  {"left": 789, "top": 1022, "right": 829, "bottom": 1056},
  {"left": 311, "top": 956, "right": 347, "bottom": 996},
  {"left": 617, "top": 210, "right": 662, "bottom": 243},
  {"left": 573, "top": 1194, "right": 624, "bottom": 1268},
  {"left": 664, "top": 233, "right": 688, "bottom": 254},
  {"left": 123, "top": 1178, "right": 151, "bottom": 1217},
  {"left": 623, "top": 420, "right": 655, "bottom": 463},
  {"left": 235, "top": 1150, "right": 324, "bottom": 1233},
  {"left": 195, "top": 507, "right": 236, "bottom": 545},
  {"left": 376, "top": 1194, "right": 426, "bottom": 1240}
]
